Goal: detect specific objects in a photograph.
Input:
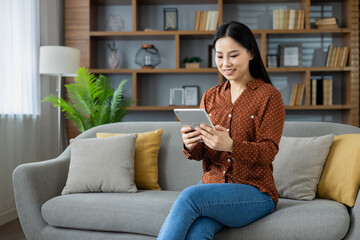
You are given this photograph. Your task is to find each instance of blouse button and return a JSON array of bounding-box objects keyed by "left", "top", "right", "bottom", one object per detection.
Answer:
[
  {"left": 223, "top": 171, "right": 226, "bottom": 174},
  {"left": 228, "top": 159, "right": 231, "bottom": 162},
  {"left": 228, "top": 114, "right": 231, "bottom": 117},
  {"left": 227, "top": 129, "right": 229, "bottom": 132},
  {"left": 209, "top": 113, "right": 212, "bottom": 116},
  {"left": 250, "top": 115, "right": 254, "bottom": 119}
]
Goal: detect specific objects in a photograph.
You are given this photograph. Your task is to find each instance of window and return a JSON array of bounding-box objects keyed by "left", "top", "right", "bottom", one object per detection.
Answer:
[{"left": 0, "top": 0, "right": 40, "bottom": 116}]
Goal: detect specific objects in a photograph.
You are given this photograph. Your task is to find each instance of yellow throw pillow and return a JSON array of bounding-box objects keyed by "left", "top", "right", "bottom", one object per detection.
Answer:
[
  {"left": 97, "top": 129, "right": 163, "bottom": 190},
  {"left": 317, "top": 134, "right": 360, "bottom": 207}
]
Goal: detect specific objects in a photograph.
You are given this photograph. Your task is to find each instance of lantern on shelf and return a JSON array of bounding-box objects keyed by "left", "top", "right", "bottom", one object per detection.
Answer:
[{"left": 135, "top": 44, "right": 161, "bottom": 69}]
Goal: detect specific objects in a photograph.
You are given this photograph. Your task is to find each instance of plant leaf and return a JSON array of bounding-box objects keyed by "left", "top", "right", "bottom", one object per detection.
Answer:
[
  {"left": 42, "top": 67, "right": 132, "bottom": 133},
  {"left": 110, "top": 79, "right": 129, "bottom": 122}
]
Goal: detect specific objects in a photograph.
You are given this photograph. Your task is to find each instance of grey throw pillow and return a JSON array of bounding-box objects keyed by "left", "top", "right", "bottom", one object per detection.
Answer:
[
  {"left": 62, "top": 134, "right": 138, "bottom": 195},
  {"left": 273, "top": 134, "right": 334, "bottom": 200}
]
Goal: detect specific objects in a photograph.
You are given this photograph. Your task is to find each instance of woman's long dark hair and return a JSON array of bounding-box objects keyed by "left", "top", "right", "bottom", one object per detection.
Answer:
[{"left": 213, "top": 21, "right": 272, "bottom": 85}]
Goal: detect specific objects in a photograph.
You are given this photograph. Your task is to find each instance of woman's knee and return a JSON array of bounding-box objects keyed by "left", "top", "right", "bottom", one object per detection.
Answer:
[
  {"left": 178, "top": 185, "right": 203, "bottom": 203},
  {"left": 186, "top": 217, "right": 222, "bottom": 240}
]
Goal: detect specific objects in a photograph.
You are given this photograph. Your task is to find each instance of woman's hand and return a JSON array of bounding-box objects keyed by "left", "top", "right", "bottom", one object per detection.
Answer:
[
  {"left": 181, "top": 126, "right": 202, "bottom": 150},
  {"left": 196, "top": 124, "right": 233, "bottom": 152}
]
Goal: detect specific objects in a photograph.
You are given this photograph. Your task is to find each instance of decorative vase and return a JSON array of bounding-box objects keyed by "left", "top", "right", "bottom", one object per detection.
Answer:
[
  {"left": 135, "top": 44, "right": 161, "bottom": 69},
  {"left": 108, "top": 51, "right": 119, "bottom": 69},
  {"left": 106, "top": 14, "right": 125, "bottom": 32}
]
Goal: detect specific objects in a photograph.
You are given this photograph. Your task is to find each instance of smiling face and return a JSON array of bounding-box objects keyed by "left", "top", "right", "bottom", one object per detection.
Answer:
[{"left": 215, "top": 37, "right": 254, "bottom": 84}]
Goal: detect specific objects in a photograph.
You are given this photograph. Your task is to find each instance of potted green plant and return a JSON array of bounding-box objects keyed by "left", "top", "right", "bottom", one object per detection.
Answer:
[
  {"left": 183, "top": 56, "right": 202, "bottom": 69},
  {"left": 42, "top": 67, "right": 133, "bottom": 132}
]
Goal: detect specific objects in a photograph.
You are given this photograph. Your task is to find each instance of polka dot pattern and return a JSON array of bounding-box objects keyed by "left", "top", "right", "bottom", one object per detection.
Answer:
[{"left": 183, "top": 79, "right": 285, "bottom": 204}]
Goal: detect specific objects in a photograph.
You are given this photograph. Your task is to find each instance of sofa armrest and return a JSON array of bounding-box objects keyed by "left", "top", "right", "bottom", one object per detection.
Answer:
[
  {"left": 345, "top": 188, "right": 360, "bottom": 240},
  {"left": 13, "top": 150, "right": 70, "bottom": 240}
]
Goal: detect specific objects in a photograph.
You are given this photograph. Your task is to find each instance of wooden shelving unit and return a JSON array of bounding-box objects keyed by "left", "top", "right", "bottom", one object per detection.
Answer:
[
  {"left": 64, "top": 0, "right": 359, "bottom": 138},
  {"left": 90, "top": 68, "right": 219, "bottom": 74},
  {"left": 90, "top": 31, "right": 217, "bottom": 36}
]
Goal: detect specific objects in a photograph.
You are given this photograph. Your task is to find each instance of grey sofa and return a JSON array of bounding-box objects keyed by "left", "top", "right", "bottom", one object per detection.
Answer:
[{"left": 13, "top": 121, "right": 360, "bottom": 240}]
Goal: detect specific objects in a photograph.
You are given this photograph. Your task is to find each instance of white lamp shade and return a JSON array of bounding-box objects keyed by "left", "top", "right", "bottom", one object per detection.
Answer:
[{"left": 39, "top": 46, "right": 81, "bottom": 75}]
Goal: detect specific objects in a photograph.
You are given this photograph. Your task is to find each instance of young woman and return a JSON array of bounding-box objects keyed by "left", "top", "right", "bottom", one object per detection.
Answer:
[{"left": 157, "top": 21, "right": 285, "bottom": 240}]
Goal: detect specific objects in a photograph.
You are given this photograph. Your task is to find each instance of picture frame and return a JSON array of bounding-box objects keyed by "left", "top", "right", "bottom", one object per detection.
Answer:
[
  {"left": 170, "top": 88, "right": 184, "bottom": 105},
  {"left": 279, "top": 44, "right": 302, "bottom": 67},
  {"left": 208, "top": 45, "right": 217, "bottom": 68},
  {"left": 183, "top": 86, "right": 199, "bottom": 106},
  {"left": 267, "top": 55, "right": 278, "bottom": 68},
  {"left": 164, "top": 8, "right": 178, "bottom": 31}
]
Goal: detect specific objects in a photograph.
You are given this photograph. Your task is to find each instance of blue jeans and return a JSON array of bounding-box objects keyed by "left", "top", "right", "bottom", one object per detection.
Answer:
[{"left": 157, "top": 182, "right": 275, "bottom": 240}]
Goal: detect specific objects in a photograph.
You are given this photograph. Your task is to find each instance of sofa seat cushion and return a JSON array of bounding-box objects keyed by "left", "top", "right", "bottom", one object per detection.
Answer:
[
  {"left": 42, "top": 190, "right": 180, "bottom": 237},
  {"left": 42, "top": 191, "right": 350, "bottom": 239},
  {"left": 215, "top": 198, "right": 350, "bottom": 240}
]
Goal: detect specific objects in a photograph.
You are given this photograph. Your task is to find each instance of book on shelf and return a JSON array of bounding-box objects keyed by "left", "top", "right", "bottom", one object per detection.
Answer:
[
  {"left": 289, "top": 84, "right": 305, "bottom": 106},
  {"left": 289, "top": 84, "right": 297, "bottom": 106},
  {"left": 323, "top": 79, "right": 333, "bottom": 105},
  {"left": 195, "top": 11, "right": 200, "bottom": 31},
  {"left": 278, "top": 9, "right": 284, "bottom": 29},
  {"left": 273, "top": 8, "right": 304, "bottom": 30},
  {"left": 284, "top": 9, "right": 289, "bottom": 30},
  {"left": 315, "top": 17, "right": 337, "bottom": 25},
  {"left": 311, "top": 79, "right": 333, "bottom": 105},
  {"left": 333, "top": 47, "right": 341, "bottom": 67},
  {"left": 288, "top": 9, "right": 296, "bottom": 30},
  {"left": 315, "top": 17, "right": 338, "bottom": 29},
  {"left": 273, "top": 9, "right": 279, "bottom": 29},
  {"left": 316, "top": 24, "right": 338, "bottom": 29},
  {"left": 339, "top": 46, "right": 349, "bottom": 67},
  {"left": 325, "top": 45, "right": 349, "bottom": 67},
  {"left": 194, "top": 10, "right": 218, "bottom": 31},
  {"left": 325, "top": 44, "right": 333, "bottom": 67},
  {"left": 297, "top": 84, "right": 305, "bottom": 106}
]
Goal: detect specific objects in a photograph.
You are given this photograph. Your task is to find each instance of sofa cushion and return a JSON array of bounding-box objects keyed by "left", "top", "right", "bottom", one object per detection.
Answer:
[
  {"left": 42, "top": 190, "right": 180, "bottom": 237},
  {"left": 61, "top": 134, "right": 137, "bottom": 195},
  {"left": 273, "top": 134, "right": 334, "bottom": 200},
  {"left": 42, "top": 191, "right": 349, "bottom": 240},
  {"left": 96, "top": 129, "right": 163, "bottom": 190},
  {"left": 214, "top": 198, "right": 350, "bottom": 240},
  {"left": 317, "top": 134, "right": 360, "bottom": 207}
]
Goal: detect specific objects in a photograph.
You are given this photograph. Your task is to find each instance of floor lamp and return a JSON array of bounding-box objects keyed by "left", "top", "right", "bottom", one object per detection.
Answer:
[{"left": 39, "top": 46, "right": 81, "bottom": 154}]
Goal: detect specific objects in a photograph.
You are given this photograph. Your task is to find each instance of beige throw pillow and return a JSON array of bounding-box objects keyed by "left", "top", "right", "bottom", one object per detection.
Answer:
[
  {"left": 96, "top": 129, "right": 163, "bottom": 190},
  {"left": 62, "top": 134, "right": 137, "bottom": 195},
  {"left": 273, "top": 134, "right": 334, "bottom": 200}
]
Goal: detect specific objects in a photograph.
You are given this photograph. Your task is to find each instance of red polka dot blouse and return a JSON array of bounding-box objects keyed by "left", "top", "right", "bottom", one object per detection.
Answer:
[{"left": 183, "top": 79, "right": 285, "bottom": 204}]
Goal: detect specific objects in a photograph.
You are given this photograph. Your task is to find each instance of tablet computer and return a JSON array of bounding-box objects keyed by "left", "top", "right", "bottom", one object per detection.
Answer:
[{"left": 174, "top": 108, "right": 215, "bottom": 129}]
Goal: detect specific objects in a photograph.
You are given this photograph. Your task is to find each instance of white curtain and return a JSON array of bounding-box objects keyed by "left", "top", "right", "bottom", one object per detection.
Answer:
[
  {"left": 0, "top": 0, "right": 60, "bottom": 225},
  {"left": 0, "top": 0, "right": 40, "bottom": 116}
]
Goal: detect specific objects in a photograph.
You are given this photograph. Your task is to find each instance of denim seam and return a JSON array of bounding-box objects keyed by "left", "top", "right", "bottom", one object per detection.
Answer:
[{"left": 196, "top": 198, "right": 273, "bottom": 210}]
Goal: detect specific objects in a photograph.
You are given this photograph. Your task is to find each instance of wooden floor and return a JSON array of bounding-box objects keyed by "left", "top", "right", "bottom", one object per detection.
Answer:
[{"left": 0, "top": 219, "right": 26, "bottom": 240}]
